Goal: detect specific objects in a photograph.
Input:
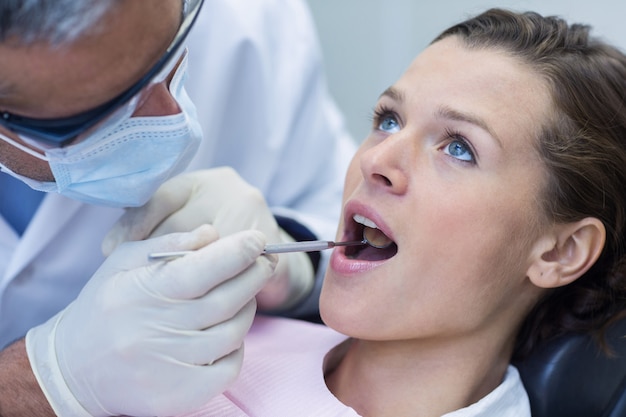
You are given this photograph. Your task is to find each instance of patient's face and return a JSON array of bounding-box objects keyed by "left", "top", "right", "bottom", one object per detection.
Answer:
[{"left": 321, "top": 37, "right": 553, "bottom": 342}]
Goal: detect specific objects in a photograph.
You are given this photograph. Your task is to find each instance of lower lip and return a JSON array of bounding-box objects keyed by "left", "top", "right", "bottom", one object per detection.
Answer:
[{"left": 329, "top": 248, "right": 389, "bottom": 275}]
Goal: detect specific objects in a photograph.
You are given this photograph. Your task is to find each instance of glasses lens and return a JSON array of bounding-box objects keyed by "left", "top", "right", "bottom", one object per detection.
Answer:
[{"left": 71, "top": 48, "right": 189, "bottom": 144}]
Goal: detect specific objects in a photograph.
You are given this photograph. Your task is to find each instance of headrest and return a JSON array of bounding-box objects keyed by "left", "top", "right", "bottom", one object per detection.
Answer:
[{"left": 514, "top": 317, "right": 626, "bottom": 417}]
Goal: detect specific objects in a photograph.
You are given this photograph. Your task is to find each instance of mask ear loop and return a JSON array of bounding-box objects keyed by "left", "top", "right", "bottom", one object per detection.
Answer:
[
  {"left": 63, "top": 47, "right": 189, "bottom": 148},
  {"left": 168, "top": 48, "right": 189, "bottom": 95},
  {"left": 0, "top": 131, "right": 50, "bottom": 161}
]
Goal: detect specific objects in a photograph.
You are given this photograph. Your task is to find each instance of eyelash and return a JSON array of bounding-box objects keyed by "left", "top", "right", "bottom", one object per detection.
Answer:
[
  {"left": 443, "top": 128, "right": 477, "bottom": 164},
  {"left": 370, "top": 105, "right": 477, "bottom": 164},
  {"left": 371, "top": 105, "right": 400, "bottom": 130}
]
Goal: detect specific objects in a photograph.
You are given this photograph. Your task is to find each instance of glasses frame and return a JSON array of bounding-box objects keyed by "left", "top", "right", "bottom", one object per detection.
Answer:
[{"left": 0, "top": 0, "right": 204, "bottom": 147}]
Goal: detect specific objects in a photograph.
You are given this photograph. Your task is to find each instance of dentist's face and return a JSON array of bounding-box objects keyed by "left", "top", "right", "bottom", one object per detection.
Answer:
[
  {"left": 321, "top": 37, "right": 553, "bottom": 342},
  {"left": 0, "top": 1, "right": 182, "bottom": 180}
]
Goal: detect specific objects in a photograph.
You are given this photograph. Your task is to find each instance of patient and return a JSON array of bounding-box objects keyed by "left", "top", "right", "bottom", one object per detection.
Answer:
[{"left": 178, "top": 8, "right": 626, "bottom": 417}]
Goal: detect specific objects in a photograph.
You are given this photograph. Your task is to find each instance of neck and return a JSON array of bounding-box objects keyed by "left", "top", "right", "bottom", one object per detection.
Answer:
[{"left": 325, "top": 333, "right": 514, "bottom": 417}]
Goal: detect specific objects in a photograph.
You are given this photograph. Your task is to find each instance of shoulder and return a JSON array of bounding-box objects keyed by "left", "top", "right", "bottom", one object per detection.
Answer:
[
  {"left": 185, "top": 0, "right": 323, "bottom": 92},
  {"left": 190, "top": 0, "right": 318, "bottom": 49}
]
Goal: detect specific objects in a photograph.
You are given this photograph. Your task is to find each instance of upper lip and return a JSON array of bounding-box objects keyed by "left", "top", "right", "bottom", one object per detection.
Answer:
[{"left": 343, "top": 199, "right": 395, "bottom": 244}]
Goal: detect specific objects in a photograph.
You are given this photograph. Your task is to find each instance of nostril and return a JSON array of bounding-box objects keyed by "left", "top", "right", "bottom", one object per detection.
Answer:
[
  {"left": 373, "top": 173, "right": 393, "bottom": 187},
  {"left": 360, "top": 144, "right": 408, "bottom": 193}
]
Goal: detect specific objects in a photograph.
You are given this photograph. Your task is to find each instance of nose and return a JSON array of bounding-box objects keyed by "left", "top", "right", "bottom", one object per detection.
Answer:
[
  {"left": 359, "top": 134, "right": 410, "bottom": 195},
  {"left": 131, "top": 82, "right": 181, "bottom": 117}
]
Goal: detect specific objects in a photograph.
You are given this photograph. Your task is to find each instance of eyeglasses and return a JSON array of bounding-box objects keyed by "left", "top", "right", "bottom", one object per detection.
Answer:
[{"left": 0, "top": 0, "right": 204, "bottom": 147}]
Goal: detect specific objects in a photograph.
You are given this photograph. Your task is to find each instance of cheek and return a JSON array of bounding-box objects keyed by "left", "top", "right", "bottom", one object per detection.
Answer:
[
  {"left": 0, "top": 137, "right": 53, "bottom": 181},
  {"left": 416, "top": 183, "right": 540, "bottom": 285},
  {"left": 341, "top": 150, "right": 364, "bottom": 200}
]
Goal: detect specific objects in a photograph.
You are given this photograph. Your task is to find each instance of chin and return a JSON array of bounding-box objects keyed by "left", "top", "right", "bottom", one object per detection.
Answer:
[{"left": 319, "top": 292, "right": 373, "bottom": 337}]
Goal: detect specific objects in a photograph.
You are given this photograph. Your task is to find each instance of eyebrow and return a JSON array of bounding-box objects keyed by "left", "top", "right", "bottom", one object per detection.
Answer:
[
  {"left": 379, "top": 86, "right": 405, "bottom": 103},
  {"left": 380, "top": 86, "right": 503, "bottom": 149},
  {"left": 436, "top": 105, "right": 503, "bottom": 148}
]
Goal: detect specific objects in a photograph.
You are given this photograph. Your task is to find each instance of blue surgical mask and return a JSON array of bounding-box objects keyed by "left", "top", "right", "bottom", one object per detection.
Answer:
[{"left": 0, "top": 51, "right": 201, "bottom": 208}]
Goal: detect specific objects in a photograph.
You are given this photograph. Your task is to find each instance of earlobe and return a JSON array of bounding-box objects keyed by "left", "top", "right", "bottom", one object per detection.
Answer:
[{"left": 527, "top": 218, "right": 606, "bottom": 289}]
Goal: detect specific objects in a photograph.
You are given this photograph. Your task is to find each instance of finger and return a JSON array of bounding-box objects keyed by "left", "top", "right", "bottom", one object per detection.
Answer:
[
  {"left": 164, "top": 347, "right": 245, "bottom": 415},
  {"left": 149, "top": 196, "right": 208, "bottom": 238},
  {"left": 166, "top": 251, "right": 275, "bottom": 328},
  {"left": 166, "top": 300, "right": 257, "bottom": 366},
  {"left": 149, "top": 230, "right": 275, "bottom": 299},
  {"left": 137, "top": 347, "right": 245, "bottom": 417},
  {"left": 102, "top": 225, "right": 219, "bottom": 270},
  {"left": 149, "top": 169, "right": 262, "bottom": 238},
  {"left": 102, "top": 175, "right": 193, "bottom": 255}
]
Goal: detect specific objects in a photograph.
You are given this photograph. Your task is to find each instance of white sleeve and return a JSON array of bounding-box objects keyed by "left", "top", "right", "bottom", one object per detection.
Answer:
[{"left": 183, "top": 0, "right": 357, "bottom": 316}]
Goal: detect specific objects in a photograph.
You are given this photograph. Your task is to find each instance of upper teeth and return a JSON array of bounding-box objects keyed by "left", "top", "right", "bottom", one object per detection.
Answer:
[{"left": 353, "top": 214, "right": 379, "bottom": 229}]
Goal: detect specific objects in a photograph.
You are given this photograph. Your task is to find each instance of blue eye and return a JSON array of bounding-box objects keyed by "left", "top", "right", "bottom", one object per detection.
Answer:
[
  {"left": 372, "top": 106, "right": 401, "bottom": 134},
  {"left": 443, "top": 131, "right": 475, "bottom": 163},
  {"left": 379, "top": 115, "right": 400, "bottom": 133}
]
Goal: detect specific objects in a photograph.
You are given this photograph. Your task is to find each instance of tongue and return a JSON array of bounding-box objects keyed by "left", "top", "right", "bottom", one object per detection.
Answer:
[
  {"left": 353, "top": 242, "right": 398, "bottom": 261},
  {"left": 349, "top": 227, "right": 398, "bottom": 261}
]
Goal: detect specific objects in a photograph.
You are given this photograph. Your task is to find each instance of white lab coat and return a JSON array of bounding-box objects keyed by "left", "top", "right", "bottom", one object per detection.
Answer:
[{"left": 0, "top": 0, "right": 356, "bottom": 349}]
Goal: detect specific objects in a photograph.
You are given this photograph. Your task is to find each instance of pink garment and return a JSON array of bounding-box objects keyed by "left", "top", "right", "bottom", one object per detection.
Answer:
[
  {"left": 178, "top": 316, "right": 530, "bottom": 417},
  {"left": 180, "top": 315, "right": 357, "bottom": 416}
]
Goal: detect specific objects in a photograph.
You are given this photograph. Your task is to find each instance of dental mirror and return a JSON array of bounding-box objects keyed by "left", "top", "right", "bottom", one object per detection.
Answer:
[
  {"left": 362, "top": 226, "right": 393, "bottom": 249},
  {"left": 148, "top": 226, "right": 393, "bottom": 261}
]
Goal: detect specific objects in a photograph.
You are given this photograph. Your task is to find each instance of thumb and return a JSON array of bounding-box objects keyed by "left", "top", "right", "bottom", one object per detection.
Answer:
[
  {"left": 102, "top": 175, "right": 193, "bottom": 256},
  {"left": 103, "top": 224, "right": 220, "bottom": 270}
]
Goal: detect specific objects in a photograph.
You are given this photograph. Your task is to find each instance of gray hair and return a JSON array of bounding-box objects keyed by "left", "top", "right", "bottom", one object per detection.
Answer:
[{"left": 0, "top": 0, "right": 115, "bottom": 45}]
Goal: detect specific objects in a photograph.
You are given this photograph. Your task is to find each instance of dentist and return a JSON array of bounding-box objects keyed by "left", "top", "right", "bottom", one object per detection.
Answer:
[{"left": 0, "top": 0, "right": 353, "bottom": 415}]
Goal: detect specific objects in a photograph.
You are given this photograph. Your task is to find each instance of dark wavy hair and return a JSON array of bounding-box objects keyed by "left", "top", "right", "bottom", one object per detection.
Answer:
[{"left": 434, "top": 8, "right": 626, "bottom": 360}]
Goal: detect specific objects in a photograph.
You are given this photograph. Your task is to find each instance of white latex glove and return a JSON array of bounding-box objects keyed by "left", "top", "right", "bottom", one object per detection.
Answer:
[
  {"left": 103, "top": 167, "right": 314, "bottom": 311},
  {"left": 26, "top": 225, "right": 276, "bottom": 417}
]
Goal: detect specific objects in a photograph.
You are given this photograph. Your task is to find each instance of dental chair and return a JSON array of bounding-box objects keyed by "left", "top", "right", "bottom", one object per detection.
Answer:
[{"left": 514, "top": 316, "right": 626, "bottom": 417}]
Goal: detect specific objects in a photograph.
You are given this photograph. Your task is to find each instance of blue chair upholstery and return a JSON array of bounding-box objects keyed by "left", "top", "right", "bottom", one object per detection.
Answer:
[{"left": 514, "top": 317, "right": 626, "bottom": 417}]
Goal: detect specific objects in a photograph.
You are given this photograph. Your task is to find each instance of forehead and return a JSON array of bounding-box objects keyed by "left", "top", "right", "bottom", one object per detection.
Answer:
[
  {"left": 395, "top": 36, "right": 553, "bottom": 145},
  {"left": 0, "top": 0, "right": 182, "bottom": 118}
]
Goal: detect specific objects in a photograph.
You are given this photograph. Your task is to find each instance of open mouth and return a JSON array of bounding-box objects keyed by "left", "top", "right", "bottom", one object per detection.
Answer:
[{"left": 345, "top": 214, "right": 398, "bottom": 261}]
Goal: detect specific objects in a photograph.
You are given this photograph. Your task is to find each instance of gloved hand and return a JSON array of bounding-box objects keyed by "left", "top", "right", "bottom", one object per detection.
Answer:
[
  {"left": 102, "top": 167, "right": 314, "bottom": 311},
  {"left": 26, "top": 225, "right": 276, "bottom": 417}
]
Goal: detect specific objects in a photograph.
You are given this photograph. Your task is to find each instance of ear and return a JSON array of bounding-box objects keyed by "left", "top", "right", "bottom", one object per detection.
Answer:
[{"left": 527, "top": 217, "right": 606, "bottom": 289}]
